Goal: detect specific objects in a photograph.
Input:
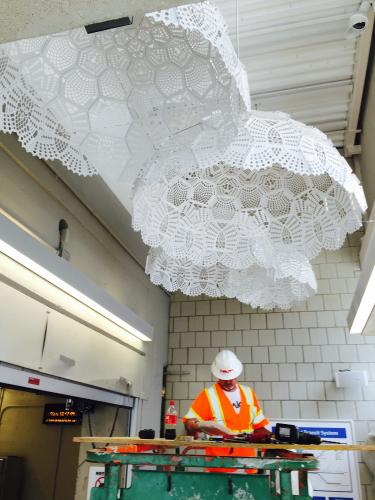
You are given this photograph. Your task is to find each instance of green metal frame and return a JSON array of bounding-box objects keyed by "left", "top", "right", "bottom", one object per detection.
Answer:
[{"left": 87, "top": 450, "right": 318, "bottom": 500}]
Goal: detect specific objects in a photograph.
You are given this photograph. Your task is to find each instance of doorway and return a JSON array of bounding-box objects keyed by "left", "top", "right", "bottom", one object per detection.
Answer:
[{"left": 0, "top": 382, "right": 132, "bottom": 500}]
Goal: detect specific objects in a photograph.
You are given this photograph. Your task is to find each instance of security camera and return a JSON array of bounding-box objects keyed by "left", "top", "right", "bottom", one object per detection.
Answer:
[
  {"left": 345, "top": 1, "right": 373, "bottom": 39},
  {"left": 350, "top": 12, "right": 368, "bottom": 31}
]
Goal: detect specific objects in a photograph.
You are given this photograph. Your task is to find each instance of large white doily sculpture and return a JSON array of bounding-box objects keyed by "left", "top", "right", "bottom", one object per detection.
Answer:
[
  {"left": 0, "top": 0, "right": 367, "bottom": 308},
  {"left": 0, "top": 2, "right": 250, "bottom": 183},
  {"left": 146, "top": 247, "right": 317, "bottom": 309},
  {"left": 133, "top": 111, "right": 366, "bottom": 269}
]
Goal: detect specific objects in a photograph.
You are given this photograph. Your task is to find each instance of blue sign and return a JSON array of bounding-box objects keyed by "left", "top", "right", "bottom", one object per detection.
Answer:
[
  {"left": 272, "top": 426, "right": 347, "bottom": 439},
  {"left": 313, "top": 497, "right": 326, "bottom": 500},
  {"left": 299, "top": 427, "right": 347, "bottom": 439}
]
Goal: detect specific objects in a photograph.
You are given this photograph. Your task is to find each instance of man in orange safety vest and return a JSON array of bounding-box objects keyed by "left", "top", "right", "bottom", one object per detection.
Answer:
[{"left": 183, "top": 350, "right": 271, "bottom": 473}]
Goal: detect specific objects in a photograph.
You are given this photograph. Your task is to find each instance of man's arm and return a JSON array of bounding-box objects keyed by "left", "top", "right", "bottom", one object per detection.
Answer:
[
  {"left": 184, "top": 418, "right": 201, "bottom": 436},
  {"left": 183, "top": 388, "right": 237, "bottom": 437},
  {"left": 184, "top": 418, "right": 237, "bottom": 437}
]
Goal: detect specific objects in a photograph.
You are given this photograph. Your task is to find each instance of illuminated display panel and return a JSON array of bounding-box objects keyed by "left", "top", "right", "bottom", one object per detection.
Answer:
[{"left": 43, "top": 404, "right": 82, "bottom": 424}]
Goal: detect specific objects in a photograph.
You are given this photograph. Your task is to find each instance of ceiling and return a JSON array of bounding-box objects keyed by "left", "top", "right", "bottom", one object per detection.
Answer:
[
  {"left": 93, "top": 0, "right": 372, "bottom": 216},
  {"left": 215, "top": 0, "right": 368, "bottom": 148},
  {"left": 0, "top": 0, "right": 200, "bottom": 43},
  {"left": 3, "top": 0, "right": 374, "bottom": 276}
]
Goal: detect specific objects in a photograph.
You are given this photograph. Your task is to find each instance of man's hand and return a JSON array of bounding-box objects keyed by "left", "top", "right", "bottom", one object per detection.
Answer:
[
  {"left": 184, "top": 419, "right": 236, "bottom": 437},
  {"left": 245, "top": 427, "right": 273, "bottom": 443},
  {"left": 198, "top": 421, "right": 237, "bottom": 436}
]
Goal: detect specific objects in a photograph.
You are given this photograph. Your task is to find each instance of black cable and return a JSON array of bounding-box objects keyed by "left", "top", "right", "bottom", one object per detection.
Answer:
[
  {"left": 87, "top": 411, "right": 96, "bottom": 449},
  {"left": 88, "top": 406, "right": 120, "bottom": 448},
  {"left": 52, "top": 426, "right": 64, "bottom": 500},
  {"left": 77, "top": 458, "right": 87, "bottom": 469},
  {"left": 105, "top": 407, "right": 120, "bottom": 447},
  {"left": 109, "top": 407, "right": 120, "bottom": 437}
]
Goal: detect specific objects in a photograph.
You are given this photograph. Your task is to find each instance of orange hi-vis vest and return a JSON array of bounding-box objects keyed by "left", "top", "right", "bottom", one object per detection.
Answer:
[{"left": 183, "top": 383, "right": 269, "bottom": 473}]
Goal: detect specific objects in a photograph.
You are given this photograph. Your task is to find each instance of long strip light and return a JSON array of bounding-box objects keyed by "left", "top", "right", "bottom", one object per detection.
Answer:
[
  {"left": 349, "top": 266, "right": 375, "bottom": 334},
  {"left": 0, "top": 215, "right": 153, "bottom": 342},
  {"left": 348, "top": 218, "right": 375, "bottom": 335}
]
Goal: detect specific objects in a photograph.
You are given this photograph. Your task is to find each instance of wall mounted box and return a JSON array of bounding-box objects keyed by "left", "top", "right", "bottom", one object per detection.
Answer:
[{"left": 335, "top": 369, "right": 368, "bottom": 388}]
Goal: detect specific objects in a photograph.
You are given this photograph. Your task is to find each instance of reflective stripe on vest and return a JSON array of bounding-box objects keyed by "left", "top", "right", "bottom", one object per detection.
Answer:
[
  {"left": 239, "top": 385, "right": 254, "bottom": 406},
  {"left": 240, "top": 385, "right": 266, "bottom": 426},
  {"left": 205, "top": 386, "right": 225, "bottom": 424},
  {"left": 184, "top": 407, "right": 203, "bottom": 420},
  {"left": 206, "top": 384, "right": 254, "bottom": 432},
  {"left": 240, "top": 385, "right": 257, "bottom": 422}
]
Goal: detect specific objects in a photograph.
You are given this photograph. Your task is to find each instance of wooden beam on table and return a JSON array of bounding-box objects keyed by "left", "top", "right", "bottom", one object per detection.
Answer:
[{"left": 73, "top": 436, "right": 375, "bottom": 452}]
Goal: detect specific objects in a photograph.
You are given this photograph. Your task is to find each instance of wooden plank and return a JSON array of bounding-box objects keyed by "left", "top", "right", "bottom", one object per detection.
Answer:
[{"left": 73, "top": 436, "right": 375, "bottom": 451}]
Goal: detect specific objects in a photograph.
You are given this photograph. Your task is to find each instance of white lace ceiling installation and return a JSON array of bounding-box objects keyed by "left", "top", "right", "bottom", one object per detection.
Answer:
[
  {"left": 0, "top": 1, "right": 367, "bottom": 309},
  {"left": 222, "top": 112, "right": 366, "bottom": 211},
  {"left": 146, "top": 247, "right": 317, "bottom": 309},
  {"left": 0, "top": 1, "right": 250, "bottom": 179},
  {"left": 133, "top": 110, "right": 366, "bottom": 308},
  {"left": 133, "top": 112, "right": 365, "bottom": 269}
]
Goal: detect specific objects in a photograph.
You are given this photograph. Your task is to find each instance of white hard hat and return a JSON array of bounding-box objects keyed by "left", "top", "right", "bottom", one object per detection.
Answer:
[{"left": 211, "top": 350, "right": 243, "bottom": 380}]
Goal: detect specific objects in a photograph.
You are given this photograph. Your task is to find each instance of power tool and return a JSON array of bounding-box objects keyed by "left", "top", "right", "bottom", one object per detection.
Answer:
[{"left": 210, "top": 423, "right": 340, "bottom": 445}]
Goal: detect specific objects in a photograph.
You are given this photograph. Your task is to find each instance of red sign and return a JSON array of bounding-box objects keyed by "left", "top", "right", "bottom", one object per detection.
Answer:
[{"left": 28, "top": 377, "right": 40, "bottom": 386}]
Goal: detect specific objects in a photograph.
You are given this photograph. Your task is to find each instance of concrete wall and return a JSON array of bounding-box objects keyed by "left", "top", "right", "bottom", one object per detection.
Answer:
[
  {"left": 0, "top": 132, "right": 169, "bottom": 431},
  {"left": 166, "top": 232, "right": 375, "bottom": 500},
  {"left": 0, "top": 132, "right": 169, "bottom": 494},
  {"left": 0, "top": 388, "right": 80, "bottom": 500}
]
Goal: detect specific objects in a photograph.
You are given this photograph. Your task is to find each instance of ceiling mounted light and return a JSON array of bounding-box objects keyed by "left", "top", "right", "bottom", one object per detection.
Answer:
[{"left": 85, "top": 16, "right": 134, "bottom": 34}]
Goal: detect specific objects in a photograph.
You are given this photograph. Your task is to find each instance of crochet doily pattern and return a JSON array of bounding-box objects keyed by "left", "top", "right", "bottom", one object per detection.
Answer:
[
  {"left": 0, "top": 2, "right": 249, "bottom": 179},
  {"left": 133, "top": 155, "right": 364, "bottom": 267},
  {"left": 146, "top": 247, "right": 316, "bottom": 309},
  {"left": 0, "top": 2, "right": 367, "bottom": 309},
  {"left": 133, "top": 109, "right": 365, "bottom": 307}
]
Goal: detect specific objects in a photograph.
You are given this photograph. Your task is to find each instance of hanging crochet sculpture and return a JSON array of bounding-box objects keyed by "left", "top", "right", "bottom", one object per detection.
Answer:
[
  {"left": 131, "top": 111, "right": 365, "bottom": 307},
  {"left": 0, "top": 2, "right": 367, "bottom": 309}
]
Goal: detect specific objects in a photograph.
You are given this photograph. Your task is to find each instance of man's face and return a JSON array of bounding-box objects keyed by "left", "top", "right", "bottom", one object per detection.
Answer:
[{"left": 218, "top": 378, "right": 238, "bottom": 391}]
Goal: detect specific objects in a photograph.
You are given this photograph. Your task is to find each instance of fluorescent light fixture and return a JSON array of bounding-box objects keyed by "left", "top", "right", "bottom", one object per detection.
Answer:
[
  {"left": 348, "top": 217, "right": 375, "bottom": 335},
  {"left": 349, "top": 265, "right": 375, "bottom": 334},
  {"left": 0, "top": 215, "right": 153, "bottom": 342}
]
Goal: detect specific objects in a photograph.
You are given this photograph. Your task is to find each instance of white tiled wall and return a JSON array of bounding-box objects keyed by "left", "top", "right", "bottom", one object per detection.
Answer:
[{"left": 166, "top": 232, "right": 375, "bottom": 499}]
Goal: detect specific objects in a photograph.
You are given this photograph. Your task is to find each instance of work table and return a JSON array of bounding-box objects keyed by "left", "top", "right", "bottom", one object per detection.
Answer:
[{"left": 73, "top": 436, "right": 375, "bottom": 451}]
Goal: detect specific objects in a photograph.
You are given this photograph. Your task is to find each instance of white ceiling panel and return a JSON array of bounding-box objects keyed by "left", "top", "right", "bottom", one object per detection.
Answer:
[{"left": 214, "top": 0, "right": 364, "bottom": 146}]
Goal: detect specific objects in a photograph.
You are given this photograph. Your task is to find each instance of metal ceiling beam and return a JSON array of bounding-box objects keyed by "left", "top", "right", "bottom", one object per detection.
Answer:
[
  {"left": 251, "top": 79, "right": 353, "bottom": 99},
  {"left": 344, "top": 7, "right": 374, "bottom": 157},
  {"left": 0, "top": 0, "right": 199, "bottom": 44}
]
